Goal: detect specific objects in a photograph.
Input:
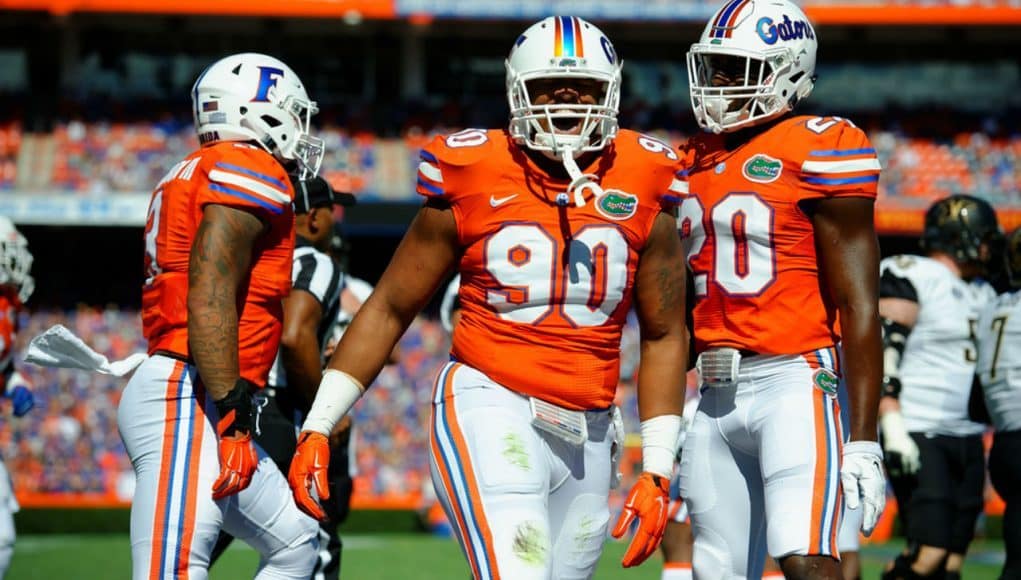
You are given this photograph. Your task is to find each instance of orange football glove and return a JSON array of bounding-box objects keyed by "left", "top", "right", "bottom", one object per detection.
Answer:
[
  {"left": 211, "top": 379, "right": 258, "bottom": 500},
  {"left": 611, "top": 471, "right": 671, "bottom": 568},
  {"left": 288, "top": 431, "right": 331, "bottom": 521}
]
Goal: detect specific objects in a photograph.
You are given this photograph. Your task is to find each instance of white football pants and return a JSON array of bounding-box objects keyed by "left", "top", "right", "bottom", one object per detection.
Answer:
[
  {"left": 117, "top": 355, "right": 318, "bottom": 580},
  {"left": 0, "top": 459, "right": 16, "bottom": 579},
  {"left": 428, "top": 361, "right": 618, "bottom": 580},
  {"left": 679, "top": 349, "right": 846, "bottom": 580}
]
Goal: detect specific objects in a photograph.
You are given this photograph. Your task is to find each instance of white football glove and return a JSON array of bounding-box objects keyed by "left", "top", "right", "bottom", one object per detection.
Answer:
[
  {"left": 879, "top": 410, "right": 920, "bottom": 476},
  {"left": 840, "top": 440, "right": 887, "bottom": 537}
]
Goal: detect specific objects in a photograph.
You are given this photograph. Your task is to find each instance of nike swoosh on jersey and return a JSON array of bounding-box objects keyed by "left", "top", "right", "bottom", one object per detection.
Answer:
[{"left": 490, "top": 194, "right": 518, "bottom": 207}]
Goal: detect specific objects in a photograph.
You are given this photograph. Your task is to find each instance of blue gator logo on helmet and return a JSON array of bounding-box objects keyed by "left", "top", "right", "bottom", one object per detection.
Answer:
[{"left": 756, "top": 15, "right": 815, "bottom": 45}]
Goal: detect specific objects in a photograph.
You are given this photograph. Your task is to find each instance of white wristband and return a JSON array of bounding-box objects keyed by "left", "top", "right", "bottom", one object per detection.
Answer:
[
  {"left": 641, "top": 414, "right": 683, "bottom": 478},
  {"left": 301, "top": 370, "right": 365, "bottom": 436}
]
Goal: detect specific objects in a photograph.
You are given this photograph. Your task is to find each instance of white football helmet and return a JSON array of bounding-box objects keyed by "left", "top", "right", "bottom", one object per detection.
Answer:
[
  {"left": 0, "top": 216, "right": 33, "bottom": 304},
  {"left": 506, "top": 16, "right": 622, "bottom": 157},
  {"left": 192, "top": 53, "right": 324, "bottom": 177},
  {"left": 688, "top": 0, "right": 817, "bottom": 133}
]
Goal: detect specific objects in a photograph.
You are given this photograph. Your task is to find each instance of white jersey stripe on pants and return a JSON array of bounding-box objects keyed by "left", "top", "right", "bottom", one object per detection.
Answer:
[
  {"left": 811, "top": 386, "right": 843, "bottom": 557},
  {"left": 430, "top": 362, "right": 496, "bottom": 579},
  {"left": 149, "top": 359, "right": 205, "bottom": 578}
]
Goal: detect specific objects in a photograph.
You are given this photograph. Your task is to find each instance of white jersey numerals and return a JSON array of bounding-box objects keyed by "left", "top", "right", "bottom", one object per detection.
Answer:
[
  {"left": 680, "top": 192, "right": 775, "bottom": 297},
  {"left": 143, "top": 190, "right": 163, "bottom": 285},
  {"left": 484, "top": 224, "right": 629, "bottom": 327}
]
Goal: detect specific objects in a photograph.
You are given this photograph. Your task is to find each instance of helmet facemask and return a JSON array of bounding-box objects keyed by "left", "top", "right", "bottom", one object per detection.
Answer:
[
  {"left": 508, "top": 67, "right": 620, "bottom": 158},
  {"left": 505, "top": 16, "right": 623, "bottom": 207},
  {"left": 245, "top": 93, "right": 324, "bottom": 179},
  {"left": 688, "top": 45, "right": 812, "bottom": 134}
]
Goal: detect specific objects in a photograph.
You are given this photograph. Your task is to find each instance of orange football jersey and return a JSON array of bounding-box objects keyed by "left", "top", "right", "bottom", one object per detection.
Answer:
[
  {"left": 141, "top": 142, "right": 295, "bottom": 387},
  {"left": 0, "top": 289, "right": 18, "bottom": 385},
  {"left": 679, "top": 115, "right": 880, "bottom": 355},
  {"left": 417, "top": 128, "right": 685, "bottom": 410}
]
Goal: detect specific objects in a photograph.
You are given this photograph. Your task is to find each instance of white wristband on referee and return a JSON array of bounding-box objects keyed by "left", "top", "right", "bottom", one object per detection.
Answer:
[
  {"left": 301, "top": 370, "right": 365, "bottom": 436},
  {"left": 640, "top": 414, "right": 683, "bottom": 478}
]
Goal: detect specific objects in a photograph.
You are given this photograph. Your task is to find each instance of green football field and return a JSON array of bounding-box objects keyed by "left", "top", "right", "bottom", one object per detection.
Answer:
[{"left": 7, "top": 534, "right": 1006, "bottom": 579}]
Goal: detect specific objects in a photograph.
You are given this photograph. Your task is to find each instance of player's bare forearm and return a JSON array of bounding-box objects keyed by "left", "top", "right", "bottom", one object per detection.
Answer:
[
  {"left": 280, "top": 290, "right": 327, "bottom": 405},
  {"left": 811, "top": 197, "right": 883, "bottom": 442},
  {"left": 281, "top": 327, "right": 324, "bottom": 406},
  {"left": 325, "top": 199, "right": 459, "bottom": 387},
  {"left": 634, "top": 211, "right": 688, "bottom": 420},
  {"left": 188, "top": 204, "right": 264, "bottom": 401}
]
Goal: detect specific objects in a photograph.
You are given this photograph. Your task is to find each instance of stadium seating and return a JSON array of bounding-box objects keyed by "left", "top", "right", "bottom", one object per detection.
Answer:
[{"left": 1, "top": 120, "right": 1018, "bottom": 207}]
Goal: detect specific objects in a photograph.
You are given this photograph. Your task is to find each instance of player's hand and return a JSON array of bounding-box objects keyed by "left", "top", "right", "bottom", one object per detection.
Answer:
[
  {"left": 7, "top": 385, "right": 34, "bottom": 417},
  {"left": 212, "top": 379, "right": 258, "bottom": 500},
  {"left": 289, "top": 431, "right": 331, "bottom": 521},
  {"left": 840, "top": 440, "right": 887, "bottom": 537},
  {"left": 880, "top": 410, "right": 920, "bottom": 476},
  {"left": 611, "top": 471, "right": 671, "bottom": 568}
]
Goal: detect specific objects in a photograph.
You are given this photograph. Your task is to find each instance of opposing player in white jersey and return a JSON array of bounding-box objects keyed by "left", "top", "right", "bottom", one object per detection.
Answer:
[
  {"left": 0, "top": 217, "right": 34, "bottom": 580},
  {"left": 977, "top": 227, "right": 1021, "bottom": 580},
  {"left": 878, "top": 195, "right": 1002, "bottom": 580}
]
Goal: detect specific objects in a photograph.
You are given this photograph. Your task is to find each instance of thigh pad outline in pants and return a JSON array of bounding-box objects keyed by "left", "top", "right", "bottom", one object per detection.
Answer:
[
  {"left": 758, "top": 359, "right": 844, "bottom": 561},
  {"left": 429, "top": 362, "right": 553, "bottom": 580},
  {"left": 679, "top": 386, "right": 767, "bottom": 580},
  {"left": 547, "top": 409, "right": 615, "bottom": 580}
]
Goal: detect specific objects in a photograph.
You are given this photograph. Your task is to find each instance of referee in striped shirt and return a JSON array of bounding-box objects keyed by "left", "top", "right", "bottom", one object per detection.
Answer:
[{"left": 212, "top": 174, "right": 355, "bottom": 579}]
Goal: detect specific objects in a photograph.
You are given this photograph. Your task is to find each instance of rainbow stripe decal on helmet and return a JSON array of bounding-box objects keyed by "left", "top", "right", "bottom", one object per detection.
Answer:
[
  {"left": 554, "top": 16, "right": 585, "bottom": 57},
  {"left": 711, "top": 0, "right": 752, "bottom": 38}
]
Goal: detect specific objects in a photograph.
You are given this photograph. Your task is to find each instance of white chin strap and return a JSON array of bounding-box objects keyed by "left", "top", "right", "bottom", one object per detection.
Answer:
[{"left": 559, "top": 147, "right": 603, "bottom": 208}]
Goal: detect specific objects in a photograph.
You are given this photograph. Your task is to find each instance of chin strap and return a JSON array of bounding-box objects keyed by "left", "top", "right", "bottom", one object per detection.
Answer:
[{"left": 560, "top": 147, "right": 603, "bottom": 208}]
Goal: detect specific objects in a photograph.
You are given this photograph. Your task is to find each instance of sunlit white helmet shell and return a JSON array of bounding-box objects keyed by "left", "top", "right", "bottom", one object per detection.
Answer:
[
  {"left": 506, "top": 16, "right": 622, "bottom": 156},
  {"left": 192, "top": 53, "right": 324, "bottom": 176},
  {"left": 688, "top": 0, "right": 817, "bottom": 133},
  {"left": 0, "top": 216, "right": 33, "bottom": 304}
]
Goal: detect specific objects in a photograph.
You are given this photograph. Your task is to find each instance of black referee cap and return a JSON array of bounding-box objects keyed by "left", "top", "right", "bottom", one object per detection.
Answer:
[{"left": 291, "top": 174, "right": 357, "bottom": 214}]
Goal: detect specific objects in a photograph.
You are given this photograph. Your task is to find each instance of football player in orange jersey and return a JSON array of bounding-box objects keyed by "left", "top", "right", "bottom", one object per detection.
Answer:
[
  {"left": 289, "top": 16, "right": 689, "bottom": 579},
  {"left": 120, "top": 53, "right": 321, "bottom": 579},
  {"left": 675, "top": 1, "right": 886, "bottom": 579},
  {"left": 0, "top": 216, "right": 34, "bottom": 580}
]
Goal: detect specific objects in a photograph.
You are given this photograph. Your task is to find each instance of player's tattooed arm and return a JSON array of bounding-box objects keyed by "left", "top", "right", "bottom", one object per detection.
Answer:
[
  {"left": 188, "top": 204, "right": 266, "bottom": 401},
  {"left": 633, "top": 211, "right": 688, "bottom": 420},
  {"left": 811, "top": 196, "right": 883, "bottom": 442}
]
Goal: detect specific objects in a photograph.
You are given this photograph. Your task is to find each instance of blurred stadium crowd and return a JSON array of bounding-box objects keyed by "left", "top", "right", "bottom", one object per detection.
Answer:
[
  {"left": 1, "top": 109, "right": 1019, "bottom": 206},
  {"left": 0, "top": 307, "right": 650, "bottom": 505}
]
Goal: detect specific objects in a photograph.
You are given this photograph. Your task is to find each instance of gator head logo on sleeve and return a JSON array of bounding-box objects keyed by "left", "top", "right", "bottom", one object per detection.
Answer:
[
  {"left": 596, "top": 190, "right": 638, "bottom": 221},
  {"left": 742, "top": 154, "right": 783, "bottom": 183}
]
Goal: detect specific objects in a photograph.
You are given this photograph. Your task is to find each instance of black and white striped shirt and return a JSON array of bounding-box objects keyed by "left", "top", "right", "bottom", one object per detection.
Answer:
[{"left": 267, "top": 237, "right": 343, "bottom": 388}]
